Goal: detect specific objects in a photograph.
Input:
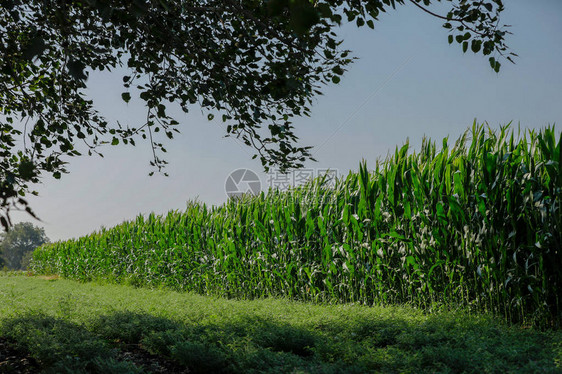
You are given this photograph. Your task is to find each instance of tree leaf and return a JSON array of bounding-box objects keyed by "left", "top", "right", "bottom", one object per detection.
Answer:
[
  {"left": 22, "top": 36, "right": 46, "bottom": 60},
  {"left": 67, "top": 59, "right": 88, "bottom": 81}
]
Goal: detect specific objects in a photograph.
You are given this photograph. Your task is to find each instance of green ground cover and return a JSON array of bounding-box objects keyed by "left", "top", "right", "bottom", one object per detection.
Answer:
[{"left": 1, "top": 274, "right": 561, "bottom": 373}]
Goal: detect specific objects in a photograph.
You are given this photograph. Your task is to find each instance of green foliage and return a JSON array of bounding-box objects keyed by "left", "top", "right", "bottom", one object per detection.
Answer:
[
  {"left": 1, "top": 275, "right": 561, "bottom": 373},
  {"left": 1, "top": 221, "right": 49, "bottom": 270},
  {"left": 0, "top": 0, "right": 513, "bottom": 230},
  {"left": 1, "top": 314, "right": 142, "bottom": 373},
  {"left": 32, "top": 124, "right": 562, "bottom": 328}
]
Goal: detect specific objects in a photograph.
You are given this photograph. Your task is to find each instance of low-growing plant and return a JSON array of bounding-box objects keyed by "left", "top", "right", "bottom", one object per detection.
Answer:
[
  {"left": 0, "top": 313, "right": 141, "bottom": 373},
  {"left": 1, "top": 276, "right": 561, "bottom": 373}
]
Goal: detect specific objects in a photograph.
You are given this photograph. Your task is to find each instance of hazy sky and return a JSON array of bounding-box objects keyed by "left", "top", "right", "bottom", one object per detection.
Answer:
[{"left": 11, "top": 1, "right": 562, "bottom": 241}]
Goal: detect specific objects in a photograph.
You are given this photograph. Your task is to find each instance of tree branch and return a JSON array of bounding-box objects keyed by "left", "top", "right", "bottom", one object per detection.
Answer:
[{"left": 408, "top": 0, "right": 488, "bottom": 38}]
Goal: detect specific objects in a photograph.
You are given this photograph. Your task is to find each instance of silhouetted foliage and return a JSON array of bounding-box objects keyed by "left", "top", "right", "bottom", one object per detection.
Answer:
[{"left": 0, "top": 0, "right": 514, "bottom": 229}]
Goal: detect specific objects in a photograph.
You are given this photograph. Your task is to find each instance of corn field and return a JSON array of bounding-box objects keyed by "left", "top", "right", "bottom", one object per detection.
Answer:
[{"left": 32, "top": 124, "right": 562, "bottom": 328}]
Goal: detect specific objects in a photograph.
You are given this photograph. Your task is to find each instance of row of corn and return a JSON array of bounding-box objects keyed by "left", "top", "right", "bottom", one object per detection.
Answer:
[{"left": 32, "top": 123, "right": 562, "bottom": 327}]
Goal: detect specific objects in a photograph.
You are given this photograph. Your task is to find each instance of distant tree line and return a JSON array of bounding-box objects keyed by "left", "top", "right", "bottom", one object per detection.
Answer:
[{"left": 0, "top": 222, "right": 49, "bottom": 270}]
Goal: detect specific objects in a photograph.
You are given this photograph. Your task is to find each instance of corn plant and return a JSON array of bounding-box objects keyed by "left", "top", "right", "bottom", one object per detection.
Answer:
[{"left": 32, "top": 123, "right": 562, "bottom": 328}]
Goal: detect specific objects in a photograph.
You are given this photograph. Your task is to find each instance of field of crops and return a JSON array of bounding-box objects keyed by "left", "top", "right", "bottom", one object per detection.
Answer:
[{"left": 32, "top": 124, "right": 562, "bottom": 328}]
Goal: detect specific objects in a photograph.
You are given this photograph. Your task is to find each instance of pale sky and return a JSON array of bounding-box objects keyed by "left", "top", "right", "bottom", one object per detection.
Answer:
[{"left": 11, "top": 1, "right": 562, "bottom": 241}]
